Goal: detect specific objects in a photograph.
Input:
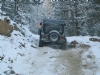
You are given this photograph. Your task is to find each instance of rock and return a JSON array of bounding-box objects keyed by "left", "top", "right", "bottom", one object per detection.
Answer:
[
  {"left": 0, "top": 55, "right": 5, "bottom": 61},
  {"left": 0, "top": 18, "right": 19, "bottom": 37},
  {"left": 89, "top": 38, "right": 100, "bottom": 42},
  {"left": 4, "top": 70, "right": 15, "bottom": 75},
  {"left": 69, "top": 40, "right": 78, "bottom": 48}
]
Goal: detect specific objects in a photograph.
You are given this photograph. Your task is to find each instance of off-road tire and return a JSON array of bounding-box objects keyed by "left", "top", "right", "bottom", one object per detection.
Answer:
[
  {"left": 48, "top": 30, "right": 60, "bottom": 42},
  {"left": 39, "top": 40, "right": 44, "bottom": 47},
  {"left": 61, "top": 40, "right": 67, "bottom": 50}
]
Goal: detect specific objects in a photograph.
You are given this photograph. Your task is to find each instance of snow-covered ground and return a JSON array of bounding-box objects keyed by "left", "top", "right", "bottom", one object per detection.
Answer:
[
  {"left": 0, "top": 27, "right": 100, "bottom": 75},
  {"left": 0, "top": 16, "right": 100, "bottom": 75}
]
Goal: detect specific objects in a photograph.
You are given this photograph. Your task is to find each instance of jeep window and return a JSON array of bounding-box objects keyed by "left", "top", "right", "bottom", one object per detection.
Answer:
[{"left": 44, "top": 24, "right": 63, "bottom": 34}]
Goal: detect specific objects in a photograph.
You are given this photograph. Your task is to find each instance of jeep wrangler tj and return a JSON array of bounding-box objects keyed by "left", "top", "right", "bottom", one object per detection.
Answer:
[{"left": 38, "top": 19, "right": 67, "bottom": 49}]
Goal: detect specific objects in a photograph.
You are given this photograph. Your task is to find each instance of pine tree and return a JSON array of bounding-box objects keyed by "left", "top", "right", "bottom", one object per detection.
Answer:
[
  {"left": 52, "top": 0, "right": 89, "bottom": 36},
  {"left": 86, "top": 0, "right": 100, "bottom": 36}
]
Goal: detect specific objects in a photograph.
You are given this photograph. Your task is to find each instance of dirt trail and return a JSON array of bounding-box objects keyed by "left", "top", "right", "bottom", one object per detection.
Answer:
[
  {"left": 38, "top": 46, "right": 97, "bottom": 75},
  {"left": 57, "top": 48, "right": 85, "bottom": 75}
]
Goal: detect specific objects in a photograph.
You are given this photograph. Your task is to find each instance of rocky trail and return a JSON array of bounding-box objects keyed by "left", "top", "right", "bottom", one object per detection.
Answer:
[{"left": 37, "top": 45, "right": 97, "bottom": 75}]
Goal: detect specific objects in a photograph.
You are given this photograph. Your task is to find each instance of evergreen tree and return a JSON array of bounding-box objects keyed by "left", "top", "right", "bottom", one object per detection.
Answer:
[
  {"left": 52, "top": 0, "right": 89, "bottom": 36},
  {"left": 86, "top": 0, "right": 100, "bottom": 36}
]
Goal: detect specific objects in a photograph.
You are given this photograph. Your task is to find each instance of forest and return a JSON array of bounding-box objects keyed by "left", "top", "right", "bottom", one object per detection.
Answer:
[
  {"left": 0, "top": 1, "right": 100, "bottom": 75},
  {"left": 0, "top": 0, "right": 100, "bottom": 36}
]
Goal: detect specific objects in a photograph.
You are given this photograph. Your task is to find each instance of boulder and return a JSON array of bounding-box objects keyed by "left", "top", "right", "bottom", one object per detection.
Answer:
[
  {"left": 89, "top": 38, "right": 100, "bottom": 42},
  {"left": 0, "top": 18, "right": 18, "bottom": 37},
  {"left": 69, "top": 40, "right": 78, "bottom": 48}
]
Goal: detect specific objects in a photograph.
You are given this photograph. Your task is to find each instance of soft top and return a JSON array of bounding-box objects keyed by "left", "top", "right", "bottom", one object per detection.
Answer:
[{"left": 43, "top": 19, "right": 66, "bottom": 26}]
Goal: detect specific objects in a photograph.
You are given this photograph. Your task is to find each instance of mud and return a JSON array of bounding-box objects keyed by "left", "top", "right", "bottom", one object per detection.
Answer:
[
  {"left": 38, "top": 46, "right": 97, "bottom": 75},
  {"left": 57, "top": 48, "right": 84, "bottom": 75}
]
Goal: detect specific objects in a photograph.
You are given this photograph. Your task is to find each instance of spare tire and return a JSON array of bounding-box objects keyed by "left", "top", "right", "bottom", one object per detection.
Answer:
[{"left": 48, "top": 30, "right": 60, "bottom": 42}]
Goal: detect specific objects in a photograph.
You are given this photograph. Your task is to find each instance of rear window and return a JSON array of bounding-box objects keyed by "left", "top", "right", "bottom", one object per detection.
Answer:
[{"left": 44, "top": 24, "right": 63, "bottom": 34}]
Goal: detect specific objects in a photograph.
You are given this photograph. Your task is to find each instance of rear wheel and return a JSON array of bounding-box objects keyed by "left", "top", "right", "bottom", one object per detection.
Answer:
[
  {"left": 61, "top": 39, "right": 67, "bottom": 50},
  {"left": 39, "top": 40, "right": 44, "bottom": 47}
]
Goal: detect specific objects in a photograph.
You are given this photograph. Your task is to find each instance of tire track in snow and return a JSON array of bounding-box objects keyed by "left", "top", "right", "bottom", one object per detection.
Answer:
[
  {"left": 57, "top": 48, "right": 85, "bottom": 75},
  {"left": 38, "top": 46, "right": 97, "bottom": 75},
  {"left": 56, "top": 47, "right": 97, "bottom": 75},
  {"left": 21, "top": 46, "right": 97, "bottom": 75}
]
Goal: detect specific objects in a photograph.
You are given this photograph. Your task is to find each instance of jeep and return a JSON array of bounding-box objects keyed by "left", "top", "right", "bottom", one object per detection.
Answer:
[{"left": 38, "top": 19, "right": 67, "bottom": 49}]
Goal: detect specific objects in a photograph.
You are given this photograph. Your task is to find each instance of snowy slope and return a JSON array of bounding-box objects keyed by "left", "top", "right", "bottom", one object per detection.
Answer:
[
  {"left": 0, "top": 17, "right": 100, "bottom": 75},
  {"left": 0, "top": 28, "right": 100, "bottom": 75}
]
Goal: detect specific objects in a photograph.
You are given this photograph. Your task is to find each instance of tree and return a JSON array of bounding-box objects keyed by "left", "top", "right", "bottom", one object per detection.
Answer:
[
  {"left": 1, "top": 0, "right": 6, "bottom": 14},
  {"left": 52, "top": 0, "right": 89, "bottom": 36},
  {"left": 86, "top": 0, "right": 100, "bottom": 36},
  {"left": 14, "top": 0, "right": 19, "bottom": 15}
]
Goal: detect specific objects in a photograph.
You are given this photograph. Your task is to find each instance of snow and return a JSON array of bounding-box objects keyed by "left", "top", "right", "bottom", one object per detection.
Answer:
[{"left": 0, "top": 18, "right": 100, "bottom": 75}]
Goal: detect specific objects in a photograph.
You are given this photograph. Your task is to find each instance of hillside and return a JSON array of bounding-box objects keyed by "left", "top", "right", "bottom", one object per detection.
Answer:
[{"left": 0, "top": 18, "right": 100, "bottom": 75}]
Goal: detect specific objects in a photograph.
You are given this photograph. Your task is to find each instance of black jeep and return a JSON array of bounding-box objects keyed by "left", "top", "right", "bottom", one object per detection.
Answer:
[{"left": 38, "top": 19, "right": 67, "bottom": 49}]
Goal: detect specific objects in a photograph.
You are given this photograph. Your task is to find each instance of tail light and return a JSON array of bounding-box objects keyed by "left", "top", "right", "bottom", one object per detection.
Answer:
[
  {"left": 42, "top": 35, "right": 46, "bottom": 38},
  {"left": 61, "top": 35, "right": 64, "bottom": 39}
]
